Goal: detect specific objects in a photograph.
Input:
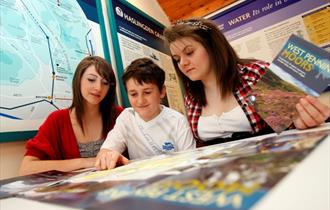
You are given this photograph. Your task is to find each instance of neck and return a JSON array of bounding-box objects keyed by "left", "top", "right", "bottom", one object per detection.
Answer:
[
  {"left": 203, "top": 76, "right": 220, "bottom": 97},
  {"left": 201, "top": 68, "right": 217, "bottom": 88},
  {"left": 140, "top": 105, "right": 162, "bottom": 122},
  {"left": 83, "top": 103, "right": 101, "bottom": 119}
]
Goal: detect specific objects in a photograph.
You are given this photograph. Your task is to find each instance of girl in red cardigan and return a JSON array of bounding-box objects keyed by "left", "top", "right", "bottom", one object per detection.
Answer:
[{"left": 19, "top": 56, "right": 123, "bottom": 175}]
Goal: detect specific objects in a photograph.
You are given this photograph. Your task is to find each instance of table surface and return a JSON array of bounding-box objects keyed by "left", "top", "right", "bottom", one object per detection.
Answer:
[{"left": 1, "top": 124, "right": 329, "bottom": 210}]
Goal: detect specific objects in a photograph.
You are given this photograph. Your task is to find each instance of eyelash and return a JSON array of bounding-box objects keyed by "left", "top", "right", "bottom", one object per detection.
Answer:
[
  {"left": 87, "top": 78, "right": 109, "bottom": 85},
  {"left": 130, "top": 92, "right": 151, "bottom": 97},
  {"left": 174, "top": 51, "right": 193, "bottom": 63}
]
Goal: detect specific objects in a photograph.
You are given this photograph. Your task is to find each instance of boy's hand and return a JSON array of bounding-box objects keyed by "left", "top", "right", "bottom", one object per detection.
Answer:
[
  {"left": 294, "top": 95, "right": 330, "bottom": 129},
  {"left": 95, "top": 149, "right": 129, "bottom": 170}
]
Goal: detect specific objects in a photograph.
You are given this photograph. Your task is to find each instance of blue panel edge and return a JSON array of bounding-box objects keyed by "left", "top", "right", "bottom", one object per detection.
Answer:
[{"left": 0, "top": 131, "right": 37, "bottom": 143}]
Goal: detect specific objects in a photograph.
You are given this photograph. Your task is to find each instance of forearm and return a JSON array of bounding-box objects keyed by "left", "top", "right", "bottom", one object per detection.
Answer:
[{"left": 19, "top": 156, "right": 95, "bottom": 176}]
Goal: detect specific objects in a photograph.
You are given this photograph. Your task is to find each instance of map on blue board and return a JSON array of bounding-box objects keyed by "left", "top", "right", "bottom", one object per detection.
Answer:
[{"left": 0, "top": 0, "right": 103, "bottom": 135}]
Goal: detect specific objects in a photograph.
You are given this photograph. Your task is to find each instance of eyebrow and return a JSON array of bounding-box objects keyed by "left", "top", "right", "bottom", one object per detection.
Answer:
[
  {"left": 127, "top": 87, "right": 154, "bottom": 92},
  {"left": 86, "top": 73, "right": 98, "bottom": 77},
  {"left": 183, "top": 45, "right": 193, "bottom": 51},
  {"left": 142, "top": 87, "right": 153, "bottom": 91}
]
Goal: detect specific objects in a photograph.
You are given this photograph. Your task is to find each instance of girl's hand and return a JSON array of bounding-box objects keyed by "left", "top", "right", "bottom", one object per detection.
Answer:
[{"left": 294, "top": 95, "right": 330, "bottom": 129}]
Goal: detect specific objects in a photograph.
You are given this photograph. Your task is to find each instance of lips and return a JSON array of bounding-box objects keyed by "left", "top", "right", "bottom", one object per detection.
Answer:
[
  {"left": 90, "top": 93, "right": 101, "bottom": 98},
  {"left": 137, "top": 105, "right": 149, "bottom": 108},
  {"left": 185, "top": 68, "right": 194, "bottom": 74}
]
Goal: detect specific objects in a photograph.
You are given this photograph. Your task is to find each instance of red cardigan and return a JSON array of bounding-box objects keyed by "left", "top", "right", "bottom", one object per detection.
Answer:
[{"left": 25, "top": 107, "right": 123, "bottom": 160}]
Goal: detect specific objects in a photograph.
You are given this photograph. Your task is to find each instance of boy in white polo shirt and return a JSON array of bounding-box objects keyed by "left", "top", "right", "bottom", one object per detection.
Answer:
[{"left": 95, "top": 58, "right": 195, "bottom": 170}]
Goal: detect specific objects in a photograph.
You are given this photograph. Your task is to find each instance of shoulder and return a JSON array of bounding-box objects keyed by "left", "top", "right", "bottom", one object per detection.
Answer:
[
  {"left": 117, "top": 107, "right": 135, "bottom": 119},
  {"left": 238, "top": 60, "right": 269, "bottom": 76},
  {"left": 238, "top": 60, "right": 269, "bottom": 85},
  {"left": 161, "top": 107, "right": 190, "bottom": 130},
  {"left": 184, "top": 94, "right": 197, "bottom": 107},
  {"left": 46, "top": 109, "right": 69, "bottom": 121},
  {"left": 114, "top": 106, "right": 124, "bottom": 116},
  {"left": 162, "top": 106, "right": 186, "bottom": 120},
  {"left": 40, "top": 109, "right": 71, "bottom": 129}
]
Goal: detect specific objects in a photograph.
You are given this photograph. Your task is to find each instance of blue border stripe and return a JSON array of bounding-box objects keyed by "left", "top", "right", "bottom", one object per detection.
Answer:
[
  {"left": 95, "top": 0, "right": 111, "bottom": 62},
  {"left": 108, "top": 0, "right": 129, "bottom": 107},
  {"left": 0, "top": 113, "right": 22, "bottom": 120},
  {"left": 0, "top": 131, "right": 37, "bottom": 142}
]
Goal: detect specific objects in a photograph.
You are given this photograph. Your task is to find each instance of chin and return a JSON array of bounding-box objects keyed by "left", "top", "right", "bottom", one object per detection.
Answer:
[
  {"left": 188, "top": 77, "right": 199, "bottom": 81},
  {"left": 88, "top": 100, "right": 101, "bottom": 105}
]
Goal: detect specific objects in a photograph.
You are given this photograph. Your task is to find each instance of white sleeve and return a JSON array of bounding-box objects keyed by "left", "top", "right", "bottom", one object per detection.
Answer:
[
  {"left": 101, "top": 111, "right": 128, "bottom": 153},
  {"left": 175, "top": 115, "right": 196, "bottom": 150}
]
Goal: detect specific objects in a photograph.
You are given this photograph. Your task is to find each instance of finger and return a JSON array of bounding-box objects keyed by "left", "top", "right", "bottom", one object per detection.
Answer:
[
  {"left": 305, "top": 95, "right": 330, "bottom": 119},
  {"left": 108, "top": 152, "right": 119, "bottom": 169},
  {"left": 296, "top": 99, "right": 318, "bottom": 127},
  {"left": 99, "top": 156, "right": 105, "bottom": 170},
  {"left": 118, "top": 155, "right": 129, "bottom": 165},
  {"left": 94, "top": 158, "right": 101, "bottom": 170},
  {"left": 102, "top": 155, "right": 110, "bottom": 170},
  {"left": 293, "top": 116, "right": 308, "bottom": 130}
]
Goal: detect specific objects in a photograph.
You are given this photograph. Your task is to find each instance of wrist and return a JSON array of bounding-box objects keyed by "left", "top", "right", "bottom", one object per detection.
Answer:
[{"left": 80, "top": 157, "right": 95, "bottom": 168}]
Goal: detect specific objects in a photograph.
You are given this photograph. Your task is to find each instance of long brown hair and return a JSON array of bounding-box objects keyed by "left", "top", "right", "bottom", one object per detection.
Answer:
[
  {"left": 70, "top": 56, "right": 117, "bottom": 138},
  {"left": 164, "top": 18, "right": 241, "bottom": 106}
]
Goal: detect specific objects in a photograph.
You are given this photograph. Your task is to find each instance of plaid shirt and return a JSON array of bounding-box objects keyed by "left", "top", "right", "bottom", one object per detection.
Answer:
[{"left": 185, "top": 60, "right": 271, "bottom": 140}]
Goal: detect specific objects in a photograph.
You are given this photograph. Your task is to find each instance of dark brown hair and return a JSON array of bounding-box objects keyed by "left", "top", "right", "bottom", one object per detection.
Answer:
[
  {"left": 70, "top": 56, "right": 117, "bottom": 138},
  {"left": 122, "top": 57, "right": 165, "bottom": 91},
  {"left": 164, "top": 18, "right": 241, "bottom": 105}
]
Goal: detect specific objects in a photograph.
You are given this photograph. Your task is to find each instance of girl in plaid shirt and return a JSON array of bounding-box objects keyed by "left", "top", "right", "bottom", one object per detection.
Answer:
[{"left": 164, "top": 18, "right": 330, "bottom": 146}]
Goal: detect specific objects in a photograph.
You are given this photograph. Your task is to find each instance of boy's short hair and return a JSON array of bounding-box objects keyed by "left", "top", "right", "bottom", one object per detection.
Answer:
[{"left": 122, "top": 58, "right": 165, "bottom": 91}]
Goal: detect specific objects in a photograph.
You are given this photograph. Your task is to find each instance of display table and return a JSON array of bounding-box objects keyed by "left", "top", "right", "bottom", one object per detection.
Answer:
[{"left": 1, "top": 124, "right": 329, "bottom": 210}]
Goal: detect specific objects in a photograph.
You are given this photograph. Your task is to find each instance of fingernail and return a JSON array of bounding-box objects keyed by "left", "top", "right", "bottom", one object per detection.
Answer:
[
  {"left": 300, "top": 98, "right": 304, "bottom": 103},
  {"left": 306, "top": 95, "right": 315, "bottom": 101}
]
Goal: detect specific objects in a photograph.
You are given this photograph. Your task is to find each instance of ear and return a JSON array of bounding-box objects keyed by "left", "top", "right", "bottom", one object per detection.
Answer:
[{"left": 160, "top": 85, "right": 166, "bottom": 98}]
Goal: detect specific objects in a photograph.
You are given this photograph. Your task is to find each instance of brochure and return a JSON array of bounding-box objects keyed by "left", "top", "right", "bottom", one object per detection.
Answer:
[
  {"left": 87, "top": 128, "right": 329, "bottom": 210},
  {"left": 94, "top": 141, "right": 326, "bottom": 210},
  {"left": 1, "top": 126, "right": 329, "bottom": 210},
  {"left": 251, "top": 34, "right": 330, "bottom": 133}
]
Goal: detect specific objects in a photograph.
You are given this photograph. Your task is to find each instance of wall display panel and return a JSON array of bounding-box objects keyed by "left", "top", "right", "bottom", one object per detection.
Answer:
[
  {"left": 208, "top": 0, "right": 330, "bottom": 62},
  {"left": 106, "top": 0, "right": 185, "bottom": 114},
  {"left": 0, "top": 0, "right": 106, "bottom": 141}
]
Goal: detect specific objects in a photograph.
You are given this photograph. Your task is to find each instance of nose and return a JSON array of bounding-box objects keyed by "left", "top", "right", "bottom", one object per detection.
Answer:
[
  {"left": 179, "top": 56, "right": 189, "bottom": 67},
  {"left": 94, "top": 81, "right": 102, "bottom": 91},
  {"left": 137, "top": 94, "right": 146, "bottom": 106}
]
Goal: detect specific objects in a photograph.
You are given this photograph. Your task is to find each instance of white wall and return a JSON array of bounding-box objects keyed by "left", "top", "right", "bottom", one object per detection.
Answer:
[
  {"left": 126, "top": 0, "right": 171, "bottom": 26},
  {"left": 0, "top": 141, "right": 26, "bottom": 179}
]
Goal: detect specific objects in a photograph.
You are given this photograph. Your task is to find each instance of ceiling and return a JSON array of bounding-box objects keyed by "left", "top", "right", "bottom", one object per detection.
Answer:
[{"left": 157, "top": 0, "right": 237, "bottom": 22}]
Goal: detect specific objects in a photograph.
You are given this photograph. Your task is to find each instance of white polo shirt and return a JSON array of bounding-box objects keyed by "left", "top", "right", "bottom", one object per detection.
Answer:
[{"left": 101, "top": 106, "right": 196, "bottom": 159}]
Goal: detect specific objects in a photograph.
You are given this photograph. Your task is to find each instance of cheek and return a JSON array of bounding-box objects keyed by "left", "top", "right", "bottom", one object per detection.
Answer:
[
  {"left": 104, "top": 86, "right": 110, "bottom": 94},
  {"left": 198, "top": 51, "right": 211, "bottom": 69},
  {"left": 128, "top": 96, "right": 136, "bottom": 105},
  {"left": 152, "top": 95, "right": 161, "bottom": 103},
  {"left": 81, "top": 80, "right": 90, "bottom": 90},
  {"left": 198, "top": 49, "right": 209, "bottom": 61},
  {"left": 80, "top": 84, "right": 87, "bottom": 94}
]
